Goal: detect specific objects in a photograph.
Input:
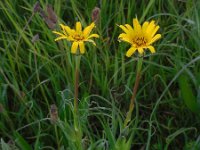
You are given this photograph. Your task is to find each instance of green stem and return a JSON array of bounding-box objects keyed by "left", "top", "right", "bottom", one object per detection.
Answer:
[
  {"left": 54, "top": 125, "right": 60, "bottom": 149},
  {"left": 124, "top": 56, "right": 143, "bottom": 127},
  {"left": 74, "top": 55, "right": 83, "bottom": 150},
  {"left": 74, "top": 55, "right": 81, "bottom": 131}
]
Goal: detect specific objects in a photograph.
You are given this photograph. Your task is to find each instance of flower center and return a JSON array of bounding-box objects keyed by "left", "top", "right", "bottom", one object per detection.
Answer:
[
  {"left": 73, "top": 33, "right": 84, "bottom": 41},
  {"left": 133, "top": 37, "right": 147, "bottom": 47}
]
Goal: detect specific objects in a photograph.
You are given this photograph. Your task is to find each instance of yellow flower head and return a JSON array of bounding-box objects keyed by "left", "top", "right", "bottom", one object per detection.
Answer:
[
  {"left": 53, "top": 22, "right": 99, "bottom": 54},
  {"left": 118, "top": 18, "right": 161, "bottom": 57}
]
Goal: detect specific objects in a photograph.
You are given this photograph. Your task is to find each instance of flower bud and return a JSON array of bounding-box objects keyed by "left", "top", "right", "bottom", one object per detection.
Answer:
[
  {"left": 92, "top": 7, "right": 100, "bottom": 23},
  {"left": 50, "top": 104, "right": 58, "bottom": 124}
]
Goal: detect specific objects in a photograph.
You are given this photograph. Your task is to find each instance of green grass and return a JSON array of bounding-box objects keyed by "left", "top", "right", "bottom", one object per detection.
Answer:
[{"left": 0, "top": 0, "right": 200, "bottom": 149}]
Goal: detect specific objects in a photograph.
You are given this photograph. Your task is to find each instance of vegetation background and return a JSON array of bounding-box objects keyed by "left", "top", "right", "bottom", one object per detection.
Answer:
[{"left": 0, "top": 0, "right": 200, "bottom": 149}]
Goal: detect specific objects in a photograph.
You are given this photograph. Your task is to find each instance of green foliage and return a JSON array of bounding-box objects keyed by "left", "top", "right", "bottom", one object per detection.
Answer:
[
  {"left": 1, "top": 138, "right": 19, "bottom": 150},
  {"left": 13, "top": 132, "right": 32, "bottom": 150},
  {"left": 0, "top": 0, "right": 200, "bottom": 149},
  {"left": 179, "top": 74, "right": 200, "bottom": 113}
]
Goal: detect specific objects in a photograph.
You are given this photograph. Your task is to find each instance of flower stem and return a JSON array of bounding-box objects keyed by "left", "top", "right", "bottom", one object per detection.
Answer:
[
  {"left": 124, "top": 56, "right": 143, "bottom": 127},
  {"left": 74, "top": 55, "right": 81, "bottom": 131}
]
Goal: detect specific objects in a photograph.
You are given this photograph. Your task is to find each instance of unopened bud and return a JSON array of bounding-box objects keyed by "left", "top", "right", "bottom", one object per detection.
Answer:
[
  {"left": 31, "top": 34, "right": 40, "bottom": 43},
  {"left": 33, "top": 1, "right": 41, "bottom": 13},
  {"left": 92, "top": 7, "right": 100, "bottom": 23},
  {"left": 0, "top": 103, "right": 4, "bottom": 113},
  {"left": 47, "top": 4, "right": 57, "bottom": 25},
  {"left": 50, "top": 104, "right": 58, "bottom": 124},
  {"left": 8, "top": 139, "right": 16, "bottom": 149},
  {"left": 39, "top": 4, "right": 57, "bottom": 29}
]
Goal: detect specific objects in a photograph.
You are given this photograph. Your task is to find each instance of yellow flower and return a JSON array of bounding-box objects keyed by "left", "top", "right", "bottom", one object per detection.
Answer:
[
  {"left": 118, "top": 18, "right": 161, "bottom": 57},
  {"left": 53, "top": 22, "right": 99, "bottom": 54}
]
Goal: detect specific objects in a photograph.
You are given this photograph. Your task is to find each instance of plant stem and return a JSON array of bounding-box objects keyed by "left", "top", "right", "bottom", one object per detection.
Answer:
[
  {"left": 124, "top": 56, "right": 143, "bottom": 127},
  {"left": 74, "top": 55, "right": 81, "bottom": 131},
  {"left": 54, "top": 125, "right": 60, "bottom": 150}
]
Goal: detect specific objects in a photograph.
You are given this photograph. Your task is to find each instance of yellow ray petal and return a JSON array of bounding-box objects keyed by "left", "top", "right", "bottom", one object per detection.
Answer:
[
  {"left": 83, "top": 22, "right": 95, "bottom": 37},
  {"left": 119, "top": 25, "right": 129, "bottom": 34},
  {"left": 71, "top": 42, "right": 78, "bottom": 54},
  {"left": 52, "top": 31, "right": 65, "bottom": 36},
  {"left": 54, "top": 36, "right": 68, "bottom": 41},
  {"left": 59, "top": 24, "right": 74, "bottom": 35},
  {"left": 86, "top": 39, "right": 96, "bottom": 46},
  {"left": 147, "top": 46, "right": 155, "bottom": 53},
  {"left": 146, "top": 20, "right": 156, "bottom": 36},
  {"left": 148, "top": 34, "right": 161, "bottom": 45},
  {"left": 138, "top": 48, "right": 144, "bottom": 54},
  {"left": 126, "top": 47, "right": 136, "bottom": 57},
  {"left": 118, "top": 33, "right": 132, "bottom": 44},
  {"left": 88, "top": 34, "right": 99, "bottom": 39},
  {"left": 64, "top": 26, "right": 74, "bottom": 35},
  {"left": 142, "top": 21, "right": 149, "bottom": 32},
  {"left": 133, "top": 18, "right": 142, "bottom": 32},
  {"left": 76, "top": 22, "right": 82, "bottom": 32},
  {"left": 79, "top": 41, "right": 85, "bottom": 54},
  {"left": 124, "top": 24, "right": 135, "bottom": 34},
  {"left": 59, "top": 24, "right": 68, "bottom": 35},
  {"left": 67, "top": 36, "right": 74, "bottom": 41},
  {"left": 151, "top": 25, "right": 160, "bottom": 38}
]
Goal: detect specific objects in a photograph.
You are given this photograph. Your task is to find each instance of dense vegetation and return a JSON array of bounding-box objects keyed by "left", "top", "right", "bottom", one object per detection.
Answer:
[{"left": 0, "top": 0, "right": 200, "bottom": 149}]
